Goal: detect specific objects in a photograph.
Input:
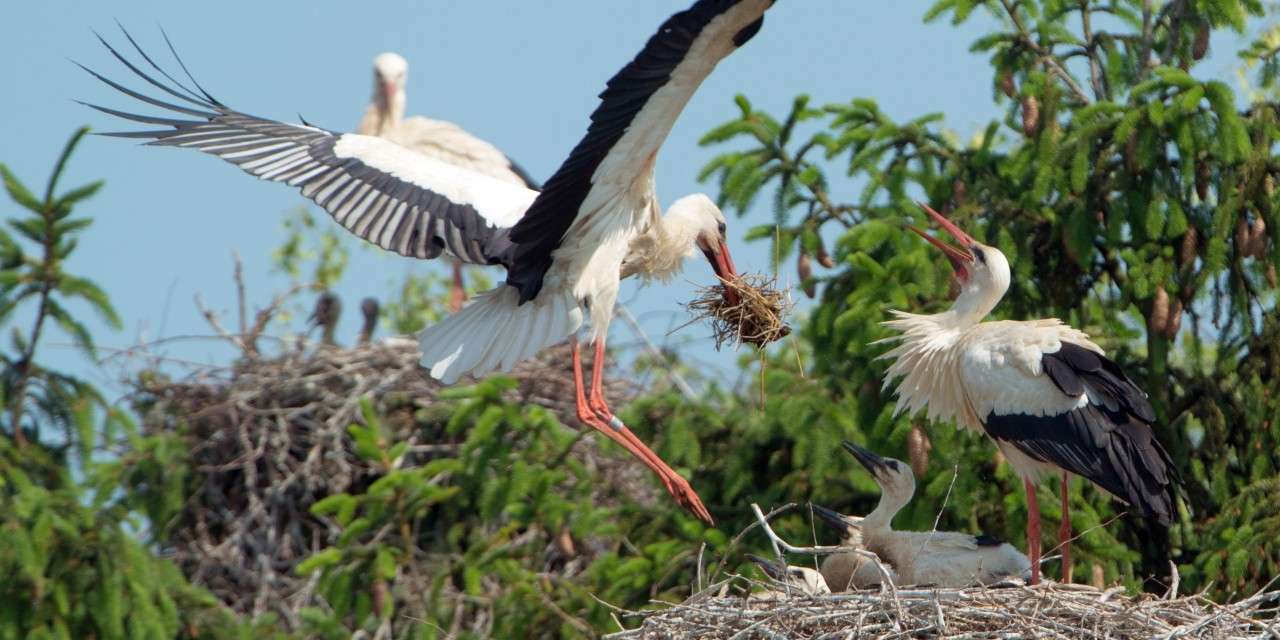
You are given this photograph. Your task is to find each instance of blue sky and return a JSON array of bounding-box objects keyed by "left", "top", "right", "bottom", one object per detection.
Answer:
[{"left": 0, "top": 2, "right": 1254, "bottom": 398}]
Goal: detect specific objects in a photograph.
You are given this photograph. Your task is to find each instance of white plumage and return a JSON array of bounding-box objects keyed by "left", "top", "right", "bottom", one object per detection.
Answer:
[
  {"left": 746, "top": 555, "right": 832, "bottom": 598},
  {"left": 814, "top": 443, "right": 1031, "bottom": 588},
  {"left": 878, "top": 202, "right": 1177, "bottom": 584},
  {"left": 85, "top": 0, "right": 776, "bottom": 525}
]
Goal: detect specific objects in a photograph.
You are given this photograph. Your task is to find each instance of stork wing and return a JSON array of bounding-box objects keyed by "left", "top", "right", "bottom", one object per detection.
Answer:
[
  {"left": 81, "top": 29, "right": 536, "bottom": 266},
  {"left": 389, "top": 117, "right": 541, "bottom": 190},
  {"left": 966, "top": 335, "right": 1178, "bottom": 524},
  {"left": 504, "top": 0, "right": 774, "bottom": 302}
]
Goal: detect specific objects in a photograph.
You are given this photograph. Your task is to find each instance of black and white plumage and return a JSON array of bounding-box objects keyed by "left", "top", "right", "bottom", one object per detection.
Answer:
[
  {"left": 84, "top": 0, "right": 774, "bottom": 525},
  {"left": 878, "top": 203, "right": 1178, "bottom": 583},
  {"left": 80, "top": 33, "right": 533, "bottom": 267},
  {"left": 811, "top": 443, "right": 1031, "bottom": 588}
]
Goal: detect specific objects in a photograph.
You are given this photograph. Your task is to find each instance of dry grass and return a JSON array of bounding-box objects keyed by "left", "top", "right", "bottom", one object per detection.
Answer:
[
  {"left": 606, "top": 580, "right": 1280, "bottom": 639},
  {"left": 685, "top": 273, "right": 793, "bottom": 349}
]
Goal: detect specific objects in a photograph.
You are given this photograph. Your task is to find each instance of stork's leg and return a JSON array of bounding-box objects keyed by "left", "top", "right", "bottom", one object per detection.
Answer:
[
  {"left": 448, "top": 259, "right": 467, "bottom": 313},
  {"left": 1059, "top": 471, "right": 1073, "bottom": 583},
  {"left": 580, "top": 337, "right": 712, "bottom": 524},
  {"left": 1024, "top": 478, "right": 1042, "bottom": 585}
]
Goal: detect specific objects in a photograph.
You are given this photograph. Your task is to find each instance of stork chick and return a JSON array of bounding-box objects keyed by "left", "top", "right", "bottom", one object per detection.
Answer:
[
  {"left": 806, "top": 509, "right": 899, "bottom": 591},
  {"left": 816, "top": 442, "right": 1031, "bottom": 588},
  {"left": 309, "top": 292, "right": 342, "bottom": 347},
  {"left": 745, "top": 554, "right": 831, "bottom": 598},
  {"left": 358, "top": 297, "right": 379, "bottom": 346}
]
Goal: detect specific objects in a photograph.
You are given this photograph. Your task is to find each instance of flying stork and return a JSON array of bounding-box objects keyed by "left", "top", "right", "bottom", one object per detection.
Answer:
[
  {"left": 878, "top": 203, "right": 1178, "bottom": 583},
  {"left": 356, "top": 51, "right": 541, "bottom": 311},
  {"left": 812, "top": 443, "right": 1031, "bottom": 588},
  {"left": 82, "top": 0, "right": 777, "bottom": 524}
]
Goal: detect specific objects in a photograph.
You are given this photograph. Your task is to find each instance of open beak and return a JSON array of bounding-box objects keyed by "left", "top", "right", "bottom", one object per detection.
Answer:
[
  {"left": 745, "top": 554, "right": 784, "bottom": 581},
  {"left": 810, "top": 504, "right": 860, "bottom": 536},
  {"left": 842, "top": 441, "right": 891, "bottom": 477},
  {"left": 910, "top": 201, "right": 976, "bottom": 282},
  {"left": 702, "top": 238, "right": 740, "bottom": 305}
]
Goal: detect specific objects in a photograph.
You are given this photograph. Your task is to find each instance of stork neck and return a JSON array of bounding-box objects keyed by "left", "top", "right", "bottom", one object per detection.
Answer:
[
  {"left": 862, "top": 487, "right": 910, "bottom": 532},
  {"left": 364, "top": 87, "right": 405, "bottom": 136},
  {"left": 948, "top": 280, "right": 1005, "bottom": 326}
]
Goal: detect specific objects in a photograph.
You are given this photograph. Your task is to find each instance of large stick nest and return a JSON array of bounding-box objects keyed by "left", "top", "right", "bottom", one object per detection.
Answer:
[
  {"left": 128, "top": 338, "right": 643, "bottom": 628},
  {"left": 607, "top": 579, "right": 1280, "bottom": 639}
]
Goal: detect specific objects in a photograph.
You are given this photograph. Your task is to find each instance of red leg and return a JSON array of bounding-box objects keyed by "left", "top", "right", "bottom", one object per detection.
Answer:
[
  {"left": 580, "top": 337, "right": 712, "bottom": 525},
  {"left": 1059, "top": 471, "right": 1073, "bottom": 583},
  {"left": 449, "top": 260, "right": 466, "bottom": 313},
  {"left": 1025, "top": 478, "right": 1042, "bottom": 585}
]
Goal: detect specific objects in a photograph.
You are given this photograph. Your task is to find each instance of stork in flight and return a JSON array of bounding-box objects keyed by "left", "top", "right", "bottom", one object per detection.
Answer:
[
  {"left": 878, "top": 203, "right": 1178, "bottom": 583},
  {"left": 812, "top": 443, "right": 1031, "bottom": 588},
  {"left": 356, "top": 51, "right": 541, "bottom": 312},
  {"left": 82, "top": 0, "right": 777, "bottom": 524}
]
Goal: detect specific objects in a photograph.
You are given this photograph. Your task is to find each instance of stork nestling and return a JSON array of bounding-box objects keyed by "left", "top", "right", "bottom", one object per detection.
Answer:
[
  {"left": 82, "top": 0, "right": 776, "bottom": 524},
  {"left": 809, "top": 511, "right": 898, "bottom": 592},
  {"left": 746, "top": 554, "right": 832, "bottom": 598},
  {"left": 356, "top": 52, "right": 541, "bottom": 311},
  {"left": 878, "top": 203, "right": 1178, "bottom": 583},
  {"left": 813, "top": 443, "right": 1031, "bottom": 588}
]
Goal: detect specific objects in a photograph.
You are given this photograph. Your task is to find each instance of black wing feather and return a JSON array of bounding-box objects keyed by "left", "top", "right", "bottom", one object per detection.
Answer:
[
  {"left": 504, "top": 0, "right": 765, "bottom": 303},
  {"left": 82, "top": 28, "right": 521, "bottom": 267},
  {"left": 984, "top": 343, "right": 1177, "bottom": 524}
]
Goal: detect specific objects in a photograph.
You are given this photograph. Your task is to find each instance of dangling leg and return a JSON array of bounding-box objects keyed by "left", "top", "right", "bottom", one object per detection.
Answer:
[
  {"left": 448, "top": 259, "right": 467, "bottom": 313},
  {"left": 584, "top": 336, "right": 712, "bottom": 524},
  {"left": 1058, "top": 471, "right": 1073, "bottom": 583},
  {"left": 1024, "top": 478, "right": 1042, "bottom": 585}
]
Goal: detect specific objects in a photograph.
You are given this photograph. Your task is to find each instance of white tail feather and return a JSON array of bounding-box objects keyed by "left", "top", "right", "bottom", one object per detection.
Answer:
[{"left": 418, "top": 286, "right": 583, "bottom": 384}]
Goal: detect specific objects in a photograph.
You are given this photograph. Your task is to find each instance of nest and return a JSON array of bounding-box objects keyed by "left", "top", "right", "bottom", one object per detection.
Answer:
[
  {"left": 607, "top": 581, "right": 1280, "bottom": 639},
  {"left": 127, "top": 338, "right": 643, "bottom": 628},
  {"left": 685, "top": 273, "right": 792, "bottom": 349}
]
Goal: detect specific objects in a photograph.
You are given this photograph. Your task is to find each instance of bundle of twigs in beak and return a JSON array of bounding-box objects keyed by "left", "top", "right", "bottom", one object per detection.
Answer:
[{"left": 686, "top": 273, "right": 792, "bottom": 349}]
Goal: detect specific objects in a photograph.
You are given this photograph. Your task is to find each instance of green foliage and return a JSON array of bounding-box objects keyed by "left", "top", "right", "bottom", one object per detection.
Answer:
[{"left": 697, "top": 0, "right": 1279, "bottom": 596}]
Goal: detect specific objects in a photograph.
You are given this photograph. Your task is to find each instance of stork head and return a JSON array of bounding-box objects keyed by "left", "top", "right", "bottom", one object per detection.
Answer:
[
  {"left": 370, "top": 52, "right": 409, "bottom": 128},
  {"left": 841, "top": 441, "right": 915, "bottom": 527},
  {"left": 909, "top": 202, "right": 1010, "bottom": 324},
  {"left": 746, "top": 554, "right": 831, "bottom": 596},
  {"left": 810, "top": 504, "right": 864, "bottom": 546},
  {"left": 667, "top": 194, "right": 740, "bottom": 302}
]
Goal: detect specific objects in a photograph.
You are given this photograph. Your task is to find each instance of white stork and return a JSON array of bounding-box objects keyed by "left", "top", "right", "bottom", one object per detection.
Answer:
[
  {"left": 745, "top": 554, "right": 832, "bottom": 597},
  {"left": 356, "top": 51, "right": 541, "bottom": 311},
  {"left": 878, "top": 203, "right": 1178, "bottom": 583},
  {"left": 812, "top": 443, "right": 1031, "bottom": 588},
  {"left": 82, "top": 0, "right": 777, "bottom": 524},
  {"left": 808, "top": 512, "right": 898, "bottom": 591}
]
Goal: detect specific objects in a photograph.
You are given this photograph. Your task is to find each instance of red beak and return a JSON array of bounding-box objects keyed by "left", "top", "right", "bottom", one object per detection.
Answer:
[
  {"left": 704, "top": 240, "right": 740, "bottom": 305},
  {"left": 381, "top": 80, "right": 397, "bottom": 103},
  {"left": 910, "top": 201, "right": 975, "bottom": 282}
]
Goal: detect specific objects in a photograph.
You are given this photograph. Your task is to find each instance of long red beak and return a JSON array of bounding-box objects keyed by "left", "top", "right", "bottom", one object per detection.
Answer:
[
  {"left": 381, "top": 81, "right": 397, "bottom": 104},
  {"left": 704, "top": 240, "right": 740, "bottom": 305},
  {"left": 910, "top": 201, "right": 975, "bottom": 281}
]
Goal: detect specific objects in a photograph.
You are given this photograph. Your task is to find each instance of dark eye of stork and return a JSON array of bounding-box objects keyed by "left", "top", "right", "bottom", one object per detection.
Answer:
[
  {"left": 973, "top": 248, "right": 986, "bottom": 264},
  {"left": 717, "top": 221, "right": 727, "bottom": 235}
]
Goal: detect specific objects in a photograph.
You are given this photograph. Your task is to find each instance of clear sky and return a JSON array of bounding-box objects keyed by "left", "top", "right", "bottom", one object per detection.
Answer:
[{"left": 0, "top": 2, "right": 1252, "bottom": 398}]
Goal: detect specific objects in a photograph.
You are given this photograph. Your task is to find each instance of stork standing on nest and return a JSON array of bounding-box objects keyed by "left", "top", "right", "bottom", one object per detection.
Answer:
[
  {"left": 357, "top": 52, "right": 540, "bottom": 312},
  {"left": 878, "top": 203, "right": 1178, "bottom": 583},
  {"left": 82, "top": 0, "right": 777, "bottom": 524},
  {"left": 813, "top": 443, "right": 1031, "bottom": 588}
]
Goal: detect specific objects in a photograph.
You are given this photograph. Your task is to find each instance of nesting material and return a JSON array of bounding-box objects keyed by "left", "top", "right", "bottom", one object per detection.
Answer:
[
  {"left": 686, "top": 273, "right": 792, "bottom": 349},
  {"left": 606, "top": 581, "right": 1280, "bottom": 639}
]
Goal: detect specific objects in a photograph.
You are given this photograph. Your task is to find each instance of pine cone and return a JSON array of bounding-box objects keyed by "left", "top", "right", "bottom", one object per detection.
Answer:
[
  {"left": 798, "top": 251, "right": 815, "bottom": 298},
  {"left": 1149, "top": 286, "right": 1170, "bottom": 335},
  {"left": 1165, "top": 299, "right": 1184, "bottom": 339},
  {"left": 999, "top": 70, "right": 1017, "bottom": 98},
  {"left": 1249, "top": 217, "right": 1267, "bottom": 258},
  {"left": 1267, "top": 264, "right": 1277, "bottom": 288},
  {"left": 1181, "top": 228, "right": 1198, "bottom": 267},
  {"left": 1021, "top": 96, "right": 1040, "bottom": 137},
  {"left": 1192, "top": 22, "right": 1210, "bottom": 60},
  {"left": 1194, "top": 161, "right": 1210, "bottom": 201},
  {"left": 1091, "top": 564, "right": 1106, "bottom": 589},
  {"left": 953, "top": 179, "right": 968, "bottom": 205},
  {"left": 907, "top": 425, "right": 932, "bottom": 478},
  {"left": 815, "top": 239, "right": 835, "bottom": 269},
  {"left": 1236, "top": 218, "right": 1251, "bottom": 255}
]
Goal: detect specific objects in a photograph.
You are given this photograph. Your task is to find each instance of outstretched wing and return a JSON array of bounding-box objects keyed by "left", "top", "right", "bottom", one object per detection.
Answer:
[
  {"left": 504, "top": 0, "right": 774, "bottom": 302},
  {"left": 81, "top": 28, "right": 536, "bottom": 266}
]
